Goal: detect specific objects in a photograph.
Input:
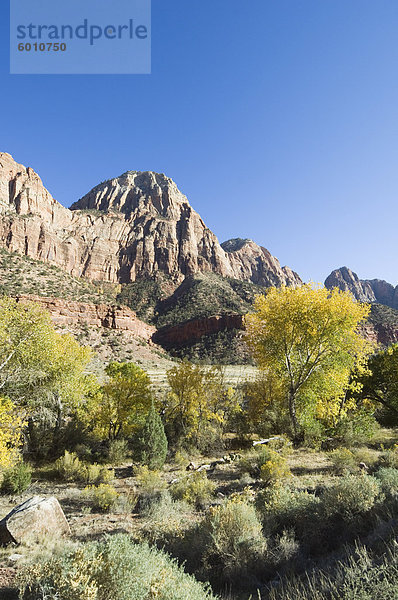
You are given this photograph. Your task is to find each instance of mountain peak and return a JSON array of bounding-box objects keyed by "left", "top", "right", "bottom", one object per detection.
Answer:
[
  {"left": 0, "top": 152, "right": 301, "bottom": 288},
  {"left": 325, "top": 266, "right": 398, "bottom": 309},
  {"left": 70, "top": 170, "right": 187, "bottom": 217}
]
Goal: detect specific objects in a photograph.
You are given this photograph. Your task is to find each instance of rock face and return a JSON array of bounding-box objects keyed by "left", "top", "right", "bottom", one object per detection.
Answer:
[
  {"left": 222, "top": 238, "right": 301, "bottom": 288},
  {"left": 0, "top": 152, "right": 301, "bottom": 288},
  {"left": 14, "top": 295, "right": 156, "bottom": 341},
  {"left": 0, "top": 496, "right": 70, "bottom": 545},
  {"left": 153, "top": 314, "right": 245, "bottom": 349},
  {"left": 325, "top": 267, "right": 398, "bottom": 309}
]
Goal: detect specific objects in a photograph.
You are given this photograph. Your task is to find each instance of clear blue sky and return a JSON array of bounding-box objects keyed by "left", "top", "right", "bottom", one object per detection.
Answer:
[{"left": 1, "top": 1, "right": 398, "bottom": 284}]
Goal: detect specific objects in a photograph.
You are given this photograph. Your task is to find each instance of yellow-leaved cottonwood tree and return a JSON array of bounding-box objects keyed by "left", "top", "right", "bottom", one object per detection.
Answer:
[
  {"left": 245, "top": 284, "right": 373, "bottom": 440},
  {"left": 97, "top": 362, "right": 153, "bottom": 440},
  {"left": 0, "top": 296, "right": 92, "bottom": 456},
  {"left": 0, "top": 396, "right": 24, "bottom": 469}
]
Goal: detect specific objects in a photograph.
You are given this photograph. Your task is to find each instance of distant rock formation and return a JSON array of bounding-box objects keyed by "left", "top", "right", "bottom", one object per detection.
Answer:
[
  {"left": 15, "top": 295, "right": 155, "bottom": 341},
  {"left": 0, "top": 152, "right": 301, "bottom": 289},
  {"left": 325, "top": 266, "right": 398, "bottom": 309},
  {"left": 153, "top": 314, "right": 245, "bottom": 349}
]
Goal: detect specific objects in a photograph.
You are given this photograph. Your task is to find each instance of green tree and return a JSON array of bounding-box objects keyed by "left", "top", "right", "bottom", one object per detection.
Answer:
[
  {"left": 136, "top": 401, "right": 168, "bottom": 469},
  {"left": 354, "top": 344, "right": 398, "bottom": 423},
  {"left": 165, "top": 361, "right": 238, "bottom": 450},
  {"left": 239, "top": 371, "right": 290, "bottom": 437},
  {"left": 98, "top": 362, "right": 153, "bottom": 440},
  {"left": 0, "top": 297, "right": 92, "bottom": 455},
  {"left": 245, "top": 284, "right": 372, "bottom": 441}
]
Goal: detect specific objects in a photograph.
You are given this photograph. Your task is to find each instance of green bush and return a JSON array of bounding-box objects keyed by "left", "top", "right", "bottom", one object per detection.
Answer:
[
  {"left": 73, "top": 444, "right": 92, "bottom": 462},
  {"left": 135, "top": 465, "right": 166, "bottom": 494},
  {"left": 136, "top": 403, "right": 168, "bottom": 469},
  {"left": 199, "top": 498, "right": 265, "bottom": 578},
  {"left": 107, "top": 439, "right": 129, "bottom": 465},
  {"left": 333, "top": 409, "right": 379, "bottom": 446},
  {"left": 375, "top": 467, "right": 398, "bottom": 500},
  {"left": 82, "top": 484, "right": 119, "bottom": 512},
  {"left": 329, "top": 447, "right": 358, "bottom": 475},
  {"left": 141, "top": 491, "right": 193, "bottom": 544},
  {"left": 170, "top": 472, "right": 215, "bottom": 509},
  {"left": 239, "top": 446, "right": 291, "bottom": 485},
  {"left": 256, "top": 485, "right": 320, "bottom": 536},
  {"left": 18, "top": 534, "right": 218, "bottom": 600},
  {"left": 268, "top": 542, "right": 398, "bottom": 600},
  {"left": 321, "top": 475, "right": 381, "bottom": 521},
  {"left": 55, "top": 452, "right": 114, "bottom": 485},
  {"left": 54, "top": 451, "right": 83, "bottom": 482},
  {"left": 379, "top": 444, "right": 398, "bottom": 469},
  {"left": 82, "top": 463, "right": 114, "bottom": 485},
  {"left": 1, "top": 461, "right": 32, "bottom": 494}
]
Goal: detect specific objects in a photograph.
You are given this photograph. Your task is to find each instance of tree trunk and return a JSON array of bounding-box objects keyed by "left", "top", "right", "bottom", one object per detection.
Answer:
[{"left": 288, "top": 389, "right": 300, "bottom": 442}]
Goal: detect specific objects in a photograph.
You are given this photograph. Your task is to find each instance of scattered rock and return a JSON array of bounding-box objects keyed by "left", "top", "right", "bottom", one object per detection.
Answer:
[
  {"left": 253, "top": 436, "right": 285, "bottom": 446},
  {"left": 8, "top": 554, "right": 22, "bottom": 562},
  {"left": 0, "top": 496, "right": 70, "bottom": 545},
  {"left": 196, "top": 464, "right": 211, "bottom": 472}
]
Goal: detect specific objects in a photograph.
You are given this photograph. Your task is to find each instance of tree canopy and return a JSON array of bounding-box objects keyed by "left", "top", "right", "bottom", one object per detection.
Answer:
[
  {"left": 245, "top": 284, "right": 372, "bottom": 440},
  {"left": 97, "top": 362, "right": 153, "bottom": 440},
  {"left": 354, "top": 344, "right": 398, "bottom": 423}
]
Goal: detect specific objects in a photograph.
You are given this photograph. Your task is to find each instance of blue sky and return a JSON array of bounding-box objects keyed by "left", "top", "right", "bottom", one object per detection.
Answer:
[{"left": 1, "top": 1, "right": 398, "bottom": 284}]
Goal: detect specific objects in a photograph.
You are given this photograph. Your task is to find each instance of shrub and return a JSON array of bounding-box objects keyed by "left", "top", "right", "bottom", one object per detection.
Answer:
[
  {"left": 268, "top": 542, "right": 398, "bottom": 600},
  {"left": 198, "top": 497, "right": 265, "bottom": 581},
  {"left": 55, "top": 451, "right": 83, "bottom": 482},
  {"left": 329, "top": 447, "right": 358, "bottom": 475},
  {"left": 321, "top": 475, "right": 381, "bottom": 521},
  {"left": 107, "top": 438, "right": 129, "bottom": 465},
  {"left": 1, "top": 461, "right": 32, "bottom": 494},
  {"left": 18, "top": 534, "right": 217, "bottom": 600},
  {"left": 379, "top": 444, "right": 398, "bottom": 469},
  {"left": 239, "top": 446, "right": 291, "bottom": 485},
  {"left": 256, "top": 485, "right": 320, "bottom": 536},
  {"left": 375, "top": 467, "right": 398, "bottom": 500},
  {"left": 141, "top": 491, "right": 193, "bottom": 544},
  {"left": 136, "top": 402, "right": 168, "bottom": 469},
  {"left": 82, "top": 463, "right": 114, "bottom": 485},
  {"left": 352, "top": 447, "right": 379, "bottom": 469},
  {"left": 135, "top": 465, "right": 166, "bottom": 494},
  {"left": 334, "top": 409, "right": 379, "bottom": 446},
  {"left": 259, "top": 449, "right": 291, "bottom": 485},
  {"left": 73, "top": 444, "right": 92, "bottom": 462},
  {"left": 82, "top": 483, "right": 119, "bottom": 512},
  {"left": 170, "top": 472, "right": 215, "bottom": 509},
  {"left": 174, "top": 449, "right": 191, "bottom": 469}
]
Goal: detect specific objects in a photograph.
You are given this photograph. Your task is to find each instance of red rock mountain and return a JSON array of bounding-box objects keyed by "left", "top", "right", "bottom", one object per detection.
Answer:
[
  {"left": 325, "top": 266, "right": 398, "bottom": 309},
  {"left": 0, "top": 152, "right": 301, "bottom": 288}
]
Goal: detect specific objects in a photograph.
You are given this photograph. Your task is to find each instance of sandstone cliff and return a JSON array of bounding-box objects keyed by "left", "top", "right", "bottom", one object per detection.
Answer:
[
  {"left": 14, "top": 295, "right": 155, "bottom": 341},
  {"left": 0, "top": 152, "right": 301, "bottom": 289},
  {"left": 153, "top": 314, "right": 245, "bottom": 349},
  {"left": 325, "top": 266, "right": 398, "bottom": 309}
]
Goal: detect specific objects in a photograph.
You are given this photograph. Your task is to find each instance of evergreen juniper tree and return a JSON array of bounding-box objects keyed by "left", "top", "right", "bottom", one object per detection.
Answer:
[{"left": 136, "top": 401, "right": 168, "bottom": 469}]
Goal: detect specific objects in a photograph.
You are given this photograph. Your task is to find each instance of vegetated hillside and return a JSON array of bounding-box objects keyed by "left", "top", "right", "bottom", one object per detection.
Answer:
[
  {"left": 119, "top": 272, "right": 264, "bottom": 364},
  {"left": 365, "top": 303, "right": 398, "bottom": 346},
  {"left": 119, "top": 272, "right": 263, "bottom": 327},
  {"left": 368, "top": 303, "right": 398, "bottom": 329},
  {"left": 167, "top": 327, "right": 254, "bottom": 365},
  {"left": 0, "top": 248, "right": 119, "bottom": 304},
  {"left": 155, "top": 273, "right": 263, "bottom": 328}
]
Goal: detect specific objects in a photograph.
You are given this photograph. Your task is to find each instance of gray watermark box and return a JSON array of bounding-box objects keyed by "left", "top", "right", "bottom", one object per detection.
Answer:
[{"left": 10, "top": 0, "right": 151, "bottom": 74}]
